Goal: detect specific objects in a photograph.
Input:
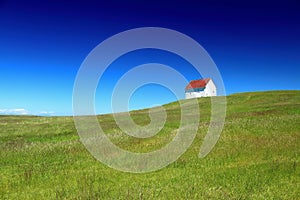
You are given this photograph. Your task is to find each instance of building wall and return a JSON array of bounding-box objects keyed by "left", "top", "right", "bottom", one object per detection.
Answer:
[
  {"left": 205, "top": 80, "right": 217, "bottom": 96},
  {"left": 185, "top": 80, "right": 217, "bottom": 99}
]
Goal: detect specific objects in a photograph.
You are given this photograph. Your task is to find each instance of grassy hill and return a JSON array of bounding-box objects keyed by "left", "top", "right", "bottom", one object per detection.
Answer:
[{"left": 0, "top": 90, "right": 299, "bottom": 199}]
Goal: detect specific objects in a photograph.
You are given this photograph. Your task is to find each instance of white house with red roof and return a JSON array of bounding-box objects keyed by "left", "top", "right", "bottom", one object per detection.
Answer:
[{"left": 185, "top": 78, "right": 217, "bottom": 99}]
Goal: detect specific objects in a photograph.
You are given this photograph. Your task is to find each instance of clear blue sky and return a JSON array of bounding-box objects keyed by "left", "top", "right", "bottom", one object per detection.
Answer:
[{"left": 0, "top": 0, "right": 299, "bottom": 116}]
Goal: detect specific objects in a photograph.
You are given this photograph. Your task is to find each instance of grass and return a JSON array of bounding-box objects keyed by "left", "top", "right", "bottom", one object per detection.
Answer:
[{"left": 0, "top": 90, "right": 299, "bottom": 199}]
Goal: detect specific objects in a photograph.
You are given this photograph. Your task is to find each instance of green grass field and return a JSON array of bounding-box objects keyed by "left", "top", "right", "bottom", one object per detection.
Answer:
[{"left": 1, "top": 90, "right": 299, "bottom": 199}]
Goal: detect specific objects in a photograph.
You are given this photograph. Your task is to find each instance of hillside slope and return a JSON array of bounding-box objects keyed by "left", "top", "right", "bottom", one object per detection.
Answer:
[{"left": 0, "top": 90, "right": 299, "bottom": 199}]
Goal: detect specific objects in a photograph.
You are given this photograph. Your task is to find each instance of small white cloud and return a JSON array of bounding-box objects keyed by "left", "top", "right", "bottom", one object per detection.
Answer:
[
  {"left": 39, "top": 111, "right": 55, "bottom": 116},
  {"left": 0, "top": 109, "right": 58, "bottom": 116},
  {"left": 0, "top": 108, "right": 29, "bottom": 115}
]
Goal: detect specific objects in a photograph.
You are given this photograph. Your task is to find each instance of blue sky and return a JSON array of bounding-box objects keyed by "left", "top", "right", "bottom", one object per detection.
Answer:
[{"left": 0, "top": 0, "right": 299, "bottom": 116}]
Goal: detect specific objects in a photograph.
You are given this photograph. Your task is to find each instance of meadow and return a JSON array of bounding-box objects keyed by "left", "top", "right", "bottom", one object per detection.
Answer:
[{"left": 0, "top": 90, "right": 299, "bottom": 199}]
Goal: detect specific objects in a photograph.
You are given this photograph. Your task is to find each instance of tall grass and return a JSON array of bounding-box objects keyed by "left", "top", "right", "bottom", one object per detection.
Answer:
[{"left": 0, "top": 90, "right": 299, "bottom": 199}]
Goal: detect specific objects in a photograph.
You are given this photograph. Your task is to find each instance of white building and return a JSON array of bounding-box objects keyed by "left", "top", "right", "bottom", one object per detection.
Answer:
[{"left": 185, "top": 78, "right": 217, "bottom": 99}]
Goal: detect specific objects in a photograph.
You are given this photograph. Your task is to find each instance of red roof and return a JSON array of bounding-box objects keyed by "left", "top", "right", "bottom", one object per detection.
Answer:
[{"left": 185, "top": 78, "right": 211, "bottom": 91}]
